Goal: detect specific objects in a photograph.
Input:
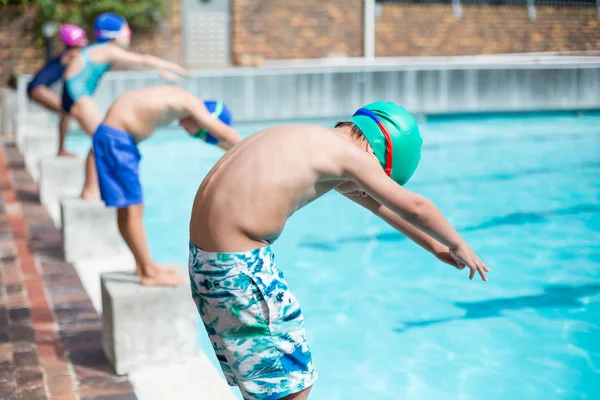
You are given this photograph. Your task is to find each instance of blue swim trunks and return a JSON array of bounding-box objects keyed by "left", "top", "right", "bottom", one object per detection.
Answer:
[
  {"left": 188, "top": 243, "right": 317, "bottom": 400},
  {"left": 93, "top": 124, "right": 142, "bottom": 208}
]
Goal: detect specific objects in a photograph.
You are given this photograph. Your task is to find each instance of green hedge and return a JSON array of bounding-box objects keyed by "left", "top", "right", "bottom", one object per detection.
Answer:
[{"left": 1, "top": 0, "right": 168, "bottom": 43}]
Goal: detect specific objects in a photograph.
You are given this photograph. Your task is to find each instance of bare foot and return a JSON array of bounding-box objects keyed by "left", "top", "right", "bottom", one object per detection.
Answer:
[
  {"left": 136, "top": 263, "right": 180, "bottom": 276},
  {"left": 140, "top": 272, "right": 185, "bottom": 287},
  {"left": 57, "top": 150, "right": 78, "bottom": 158},
  {"left": 81, "top": 188, "right": 101, "bottom": 201},
  {"left": 156, "top": 264, "right": 180, "bottom": 275}
]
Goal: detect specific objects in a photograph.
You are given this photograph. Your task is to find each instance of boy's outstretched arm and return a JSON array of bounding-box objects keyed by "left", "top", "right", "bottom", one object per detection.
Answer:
[
  {"left": 107, "top": 46, "right": 190, "bottom": 81},
  {"left": 341, "top": 148, "right": 490, "bottom": 281},
  {"left": 179, "top": 95, "right": 243, "bottom": 150},
  {"left": 336, "top": 185, "right": 464, "bottom": 270}
]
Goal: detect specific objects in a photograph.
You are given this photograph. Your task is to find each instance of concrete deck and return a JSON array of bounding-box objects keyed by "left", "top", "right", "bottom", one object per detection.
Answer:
[
  {"left": 0, "top": 119, "right": 237, "bottom": 399},
  {"left": 0, "top": 142, "right": 137, "bottom": 399}
]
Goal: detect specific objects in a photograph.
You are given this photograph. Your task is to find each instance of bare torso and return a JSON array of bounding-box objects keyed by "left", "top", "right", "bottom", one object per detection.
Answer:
[
  {"left": 189, "top": 125, "right": 370, "bottom": 251},
  {"left": 103, "top": 86, "right": 190, "bottom": 141}
]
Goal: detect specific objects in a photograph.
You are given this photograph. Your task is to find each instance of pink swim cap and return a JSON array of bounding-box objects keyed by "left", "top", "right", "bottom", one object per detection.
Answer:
[{"left": 59, "top": 24, "right": 88, "bottom": 47}]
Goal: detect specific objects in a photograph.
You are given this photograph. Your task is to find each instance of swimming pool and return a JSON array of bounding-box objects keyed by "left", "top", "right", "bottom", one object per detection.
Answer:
[{"left": 66, "top": 112, "right": 600, "bottom": 399}]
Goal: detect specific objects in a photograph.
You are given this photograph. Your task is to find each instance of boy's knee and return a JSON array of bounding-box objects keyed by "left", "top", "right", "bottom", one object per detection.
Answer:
[
  {"left": 117, "top": 203, "right": 145, "bottom": 218},
  {"left": 279, "top": 386, "right": 313, "bottom": 400}
]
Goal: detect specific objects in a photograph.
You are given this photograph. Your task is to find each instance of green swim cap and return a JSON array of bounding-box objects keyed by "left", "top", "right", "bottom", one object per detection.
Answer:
[{"left": 349, "top": 101, "right": 423, "bottom": 186}]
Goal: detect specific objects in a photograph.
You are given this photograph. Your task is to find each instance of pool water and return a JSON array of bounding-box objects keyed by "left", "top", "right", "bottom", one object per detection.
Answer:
[{"left": 66, "top": 113, "right": 600, "bottom": 399}]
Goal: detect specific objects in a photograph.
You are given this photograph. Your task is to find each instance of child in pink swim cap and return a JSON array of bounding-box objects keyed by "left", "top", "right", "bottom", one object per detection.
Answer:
[
  {"left": 58, "top": 24, "right": 88, "bottom": 48},
  {"left": 26, "top": 23, "right": 89, "bottom": 157}
]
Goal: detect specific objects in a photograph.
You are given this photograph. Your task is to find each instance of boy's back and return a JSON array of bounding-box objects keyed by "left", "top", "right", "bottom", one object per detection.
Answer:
[
  {"left": 190, "top": 124, "right": 366, "bottom": 251},
  {"left": 104, "top": 86, "right": 194, "bottom": 140}
]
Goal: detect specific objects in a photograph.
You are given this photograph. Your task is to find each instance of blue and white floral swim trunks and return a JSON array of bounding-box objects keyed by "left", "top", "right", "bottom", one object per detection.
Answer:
[{"left": 188, "top": 243, "right": 317, "bottom": 400}]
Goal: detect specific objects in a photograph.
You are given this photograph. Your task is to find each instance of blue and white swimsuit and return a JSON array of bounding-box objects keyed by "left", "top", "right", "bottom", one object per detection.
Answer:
[{"left": 188, "top": 244, "right": 317, "bottom": 400}]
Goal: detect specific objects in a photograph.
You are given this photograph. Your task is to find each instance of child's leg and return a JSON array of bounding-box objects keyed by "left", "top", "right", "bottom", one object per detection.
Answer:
[
  {"left": 70, "top": 97, "right": 103, "bottom": 135},
  {"left": 70, "top": 97, "right": 103, "bottom": 200},
  {"left": 117, "top": 204, "right": 183, "bottom": 287},
  {"left": 81, "top": 149, "right": 100, "bottom": 201},
  {"left": 57, "top": 114, "right": 76, "bottom": 157},
  {"left": 30, "top": 87, "right": 76, "bottom": 157},
  {"left": 280, "top": 386, "right": 313, "bottom": 400},
  {"left": 29, "top": 86, "right": 62, "bottom": 113}
]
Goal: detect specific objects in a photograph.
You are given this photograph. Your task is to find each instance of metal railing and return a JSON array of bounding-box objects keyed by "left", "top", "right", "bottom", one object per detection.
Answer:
[
  {"left": 375, "top": 0, "right": 598, "bottom": 23},
  {"left": 15, "top": 57, "right": 600, "bottom": 123}
]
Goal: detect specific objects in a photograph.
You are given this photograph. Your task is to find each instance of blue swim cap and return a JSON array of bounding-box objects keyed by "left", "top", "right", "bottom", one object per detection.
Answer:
[
  {"left": 94, "top": 13, "right": 127, "bottom": 42},
  {"left": 193, "top": 100, "right": 233, "bottom": 144}
]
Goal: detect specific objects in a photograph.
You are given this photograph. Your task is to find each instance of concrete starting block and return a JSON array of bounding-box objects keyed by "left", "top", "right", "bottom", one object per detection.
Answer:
[
  {"left": 14, "top": 112, "right": 56, "bottom": 149},
  {"left": 22, "top": 131, "right": 59, "bottom": 181},
  {"left": 61, "top": 198, "right": 123, "bottom": 263},
  {"left": 40, "top": 157, "right": 85, "bottom": 225},
  {"left": 0, "top": 88, "right": 17, "bottom": 137},
  {"left": 101, "top": 270, "right": 201, "bottom": 375}
]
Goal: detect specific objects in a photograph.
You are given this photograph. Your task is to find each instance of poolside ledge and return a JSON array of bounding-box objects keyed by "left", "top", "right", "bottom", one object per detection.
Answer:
[
  {"left": 61, "top": 198, "right": 123, "bottom": 263},
  {"left": 40, "top": 157, "right": 84, "bottom": 225},
  {"left": 101, "top": 270, "right": 199, "bottom": 375}
]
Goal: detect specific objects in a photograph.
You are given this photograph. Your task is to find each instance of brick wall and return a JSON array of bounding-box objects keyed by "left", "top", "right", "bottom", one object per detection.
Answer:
[
  {"left": 0, "top": 1, "right": 182, "bottom": 85},
  {"left": 123, "top": 0, "right": 183, "bottom": 66},
  {"left": 375, "top": 4, "right": 600, "bottom": 56},
  {"left": 231, "top": 0, "right": 364, "bottom": 65},
  {"left": 2, "top": 1, "right": 599, "bottom": 80},
  {"left": 0, "top": 7, "right": 43, "bottom": 86}
]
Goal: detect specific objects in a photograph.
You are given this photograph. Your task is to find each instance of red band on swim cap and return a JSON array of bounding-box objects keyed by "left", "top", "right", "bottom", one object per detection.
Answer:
[{"left": 353, "top": 108, "right": 393, "bottom": 177}]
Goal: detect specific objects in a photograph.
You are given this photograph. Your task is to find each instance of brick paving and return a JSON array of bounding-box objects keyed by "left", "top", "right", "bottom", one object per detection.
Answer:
[{"left": 0, "top": 142, "right": 136, "bottom": 400}]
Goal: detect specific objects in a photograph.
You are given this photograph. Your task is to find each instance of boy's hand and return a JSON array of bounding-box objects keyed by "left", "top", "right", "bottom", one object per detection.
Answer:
[
  {"left": 176, "top": 66, "right": 192, "bottom": 77},
  {"left": 167, "top": 62, "right": 192, "bottom": 77},
  {"left": 434, "top": 247, "right": 465, "bottom": 270},
  {"left": 158, "top": 69, "right": 181, "bottom": 82},
  {"left": 450, "top": 243, "right": 490, "bottom": 281}
]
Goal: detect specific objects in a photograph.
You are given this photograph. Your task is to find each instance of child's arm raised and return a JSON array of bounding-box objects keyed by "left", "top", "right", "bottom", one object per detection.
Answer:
[
  {"left": 341, "top": 148, "right": 490, "bottom": 281},
  {"left": 106, "top": 46, "right": 190, "bottom": 81}
]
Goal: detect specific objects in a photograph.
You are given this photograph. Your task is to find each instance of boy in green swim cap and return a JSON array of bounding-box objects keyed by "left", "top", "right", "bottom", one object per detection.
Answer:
[{"left": 188, "top": 101, "right": 490, "bottom": 400}]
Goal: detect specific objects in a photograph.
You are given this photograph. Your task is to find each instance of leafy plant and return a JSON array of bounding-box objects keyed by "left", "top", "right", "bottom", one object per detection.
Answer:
[{"left": 1, "top": 0, "right": 168, "bottom": 44}]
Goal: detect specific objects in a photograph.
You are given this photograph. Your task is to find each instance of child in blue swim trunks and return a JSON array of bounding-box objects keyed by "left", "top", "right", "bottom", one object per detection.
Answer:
[
  {"left": 94, "top": 85, "right": 242, "bottom": 286},
  {"left": 188, "top": 102, "right": 490, "bottom": 399},
  {"left": 27, "top": 24, "right": 87, "bottom": 157},
  {"left": 61, "top": 12, "right": 190, "bottom": 200}
]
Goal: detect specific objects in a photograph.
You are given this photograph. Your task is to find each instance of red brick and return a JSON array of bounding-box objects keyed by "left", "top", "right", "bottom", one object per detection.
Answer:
[
  {"left": 18, "top": 386, "right": 47, "bottom": 399},
  {"left": 232, "top": 0, "right": 363, "bottom": 62},
  {"left": 375, "top": 4, "right": 600, "bottom": 56},
  {"left": 51, "top": 292, "right": 88, "bottom": 304},
  {"left": 15, "top": 367, "right": 44, "bottom": 390},
  {"left": 26, "top": 293, "right": 46, "bottom": 306},
  {"left": 47, "top": 374, "right": 74, "bottom": 396},
  {"left": 72, "top": 364, "right": 111, "bottom": 380},
  {"left": 50, "top": 393, "right": 78, "bottom": 400},
  {"left": 0, "top": 343, "right": 13, "bottom": 363},
  {"left": 32, "top": 322, "right": 55, "bottom": 335},
  {"left": 39, "top": 356, "right": 69, "bottom": 378},
  {"left": 31, "top": 309, "right": 54, "bottom": 324},
  {"left": 2, "top": 275, "right": 24, "bottom": 286},
  {"left": 3, "top": 192, "right": 16, "bottom": 202},
  {"left": 37, "top": 343, "right": 61, "bottom": 359},
  {"left": 6, "top": 293, "right": 29, "bottom": 308},
  {"left": 34, "top": 329, "right": 59, "bottom": 344}
]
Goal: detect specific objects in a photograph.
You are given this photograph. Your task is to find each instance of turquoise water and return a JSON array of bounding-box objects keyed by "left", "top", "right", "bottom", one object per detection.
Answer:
[{"left": 67, "top": 113, "right": 600, "bottom": 399}]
